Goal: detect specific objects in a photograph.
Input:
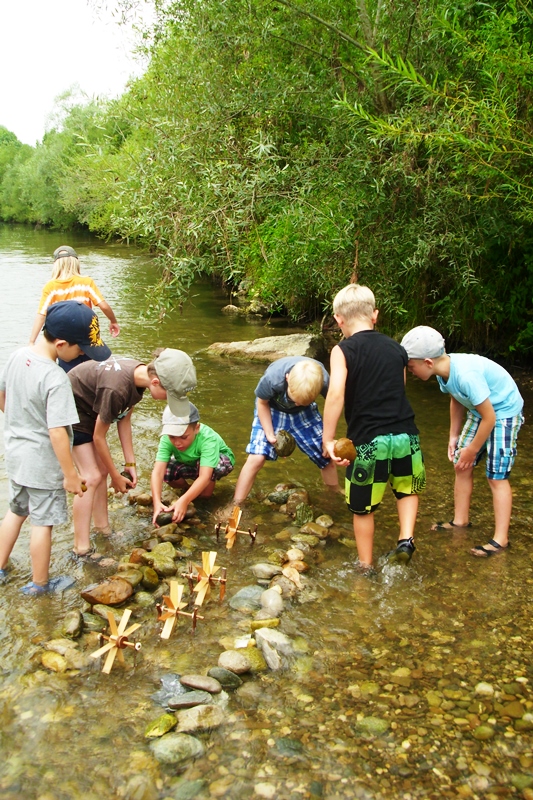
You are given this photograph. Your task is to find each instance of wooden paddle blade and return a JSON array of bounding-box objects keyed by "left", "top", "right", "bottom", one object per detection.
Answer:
[
  {"left": 117, "top": 609, "right": 132, "bottom": 636},
  {"left": 169, "top": 581, "right": 179, "bottom": 606},
  {"left": 122, "top": 622, "right": 141, "bottom": 637},
  {"left": 90, "top": 641, "right": 115, "bottom": 660},
  {"left": 161, "top": 616, "right": 175, "bottom": 640},
  {"left": 102, "top": 646, "right": 118, "bottom": 674},
  {"left": 228, "top": 507, "right": 242, "bottom": 530},
  {"left": 194, "top": 579, "right": 210, "bottom": 606},
  {"left": 107, "top": 611, "right": 119, "bottom": 637}
]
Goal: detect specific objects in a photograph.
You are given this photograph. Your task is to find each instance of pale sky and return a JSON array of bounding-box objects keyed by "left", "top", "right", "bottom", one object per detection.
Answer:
[{"left": 0, "top": 0, "right": 151, "bottom": 145}]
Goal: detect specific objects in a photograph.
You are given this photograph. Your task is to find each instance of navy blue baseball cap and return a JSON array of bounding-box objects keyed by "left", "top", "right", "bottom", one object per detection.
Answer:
[{"left": 44, "top": 301, "right": 111, "bottom": 361}]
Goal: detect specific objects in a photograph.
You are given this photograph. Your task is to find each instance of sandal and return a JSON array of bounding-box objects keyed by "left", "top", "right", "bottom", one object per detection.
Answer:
[
  {"left": 471, "top": 539, "right": 510, "bottom": 558},
  {"left": 432, "top": 520, "right": 472, "bottom": 531},
  {"left": 71, "top": 547, "right": 105, "bottom": 563},
  {"left": 21, "top": 575, "right": 76, "bottom": 596}
]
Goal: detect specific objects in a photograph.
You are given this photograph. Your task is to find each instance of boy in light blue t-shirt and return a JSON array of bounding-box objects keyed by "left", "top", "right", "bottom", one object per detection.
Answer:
[
  {"left": 401, "top": 326, "right": 524, "bottom": 558},
  {"left": 151, "top": 402, "right": 234, "bottom": 524}
]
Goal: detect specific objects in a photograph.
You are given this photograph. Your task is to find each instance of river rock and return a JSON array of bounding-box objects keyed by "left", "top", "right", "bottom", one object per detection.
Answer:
[
  {"left": 315, "top": 514, "right": 334, "bottom": 528},
  {"left": 168, "top": 691, "right": 213, "bottom": 709},
  {"left": 61, "top": 609, "right": 84, "bottom": 639},
  {"left": 473, "top": 724, "right": 495, "bottom": 740},
  {"left": 242, "top": 647, "right": 268, "bottom": 673},
  {"left": 151, "top": 554, "right": 177, "bottom": 577},
  {"left": 474, "top": 681, "right": 494, "bottom": 696},
  {"left": 145, "top": 713, "right": 178, "bottom": 738},
  {"left": 250, "top": 618, "right": 280, "bottom": 631},
  {"left": 269, "top": 574, "right": 301, "bottom": 598},
  {"left": 172, "top": 780, "right": 207, "bottom": 800},
  {"left": 290, "top": 532, "right": 319, "bottom": 548},
  {"left": 140, "top": 566, "right": 159, "bottom": 591},
  {"left": 129, "top": 547, "right": 148, "bottom": 564},
  {"left": 255, "top": 627, "right": 295, "bottom": 657},
  {"left": 206, "top": 334, "right": 326, "bottom": 362},
  {"left": 81, "top": 576, "right": 134, "bottom": 606},
  {"left": 294, "top": 504, "right": 314, "bottom": 527},
  {"left": 115, "top": 568, "right": 144, "bottom": 588},
  {"left": 122, "top": 774, "right": 158, "bottom": 800},
  {"left": 285, "top": 547, "right": 305, "bottom": 561},
  {"left": 503, "top": 700, "right": 525, "bottom": 718},
  {"left": 235, "top": 681, "right": 264, "bottom": 707},
  {"left": 41, "top": 651, "right": 68, "bottom": 673},
  {"left": 82, "top": 612, "right": 104, "bottom": 631},
  {"left": 152, "top": 674, "right": 191, "bottom": 707},
  {"left": 260, "top": 587, "right": 284, "bottom": 616},
  {"left": 207, "top": 667, "right": 243, "bottom": 690},
  {"left": 284, "top": 559, "right": 308, "bottom": 573},
  {"left": 267, "top": 490, "right": 291, "bottom": 504},
  {"left": 135, "top": 493, "right": 153, "bottom": 506},
  {"left": 251, "top": 563, "right": 283, "bottom": 580},
  {"left": 298, "top": 522, "right": 328, "bottom": 540},
  {"left": 218, "top": 650, "right": 252, "bottom": 674},
  {"left": 149, "top": 732, "right": 204, "bottom": 765},
  {"left": 355, "top": 717, "right": 390, "bottom": 736},
  {"left": 180, "top": 674, "right": 222, "bottom": 694},
  {"left": 176, "top": 704, "right": 225, "bottom": 733},
  {"left": 285, "top": 490, "right": 309, "bottom": 514},
  {"left": 229, "top": 585, "right": 264, "bottom": 612}
]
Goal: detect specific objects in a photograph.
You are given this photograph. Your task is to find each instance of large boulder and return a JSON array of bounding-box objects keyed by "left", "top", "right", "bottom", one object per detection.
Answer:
[{"left": 206, "top": 334, "right": 326, "bottom": 363}]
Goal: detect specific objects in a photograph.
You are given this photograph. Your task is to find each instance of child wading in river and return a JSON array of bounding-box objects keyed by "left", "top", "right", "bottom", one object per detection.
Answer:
[
  {"left": 323, "top": 284, "right": 426, "bottom": 571},
  {"left": 401, "top": 325, "right": 523, "bottom": 557},
  {"left": 151, "top": 402, "right": 235, "bottom": 524},
  {"left": 29, "top": 244, "right": 120, "bottom": 371},
  {"left": 0, "top": 301, "right": 111, "bottom": 594}
]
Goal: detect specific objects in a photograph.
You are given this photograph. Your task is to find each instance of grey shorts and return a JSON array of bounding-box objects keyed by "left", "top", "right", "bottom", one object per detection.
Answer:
[{"left": 9, "top": 481, "right": 68, "bottom": 527}]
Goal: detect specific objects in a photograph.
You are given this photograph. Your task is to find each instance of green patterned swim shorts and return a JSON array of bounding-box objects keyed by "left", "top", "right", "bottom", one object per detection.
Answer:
[{"left": 345, "top": 433, "right": 426, "bottom": 515}]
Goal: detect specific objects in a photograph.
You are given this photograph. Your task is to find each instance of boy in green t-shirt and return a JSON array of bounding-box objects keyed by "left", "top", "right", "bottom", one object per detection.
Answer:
[{"left": 151, "top": 402, "right": 235, "bottom": 524}]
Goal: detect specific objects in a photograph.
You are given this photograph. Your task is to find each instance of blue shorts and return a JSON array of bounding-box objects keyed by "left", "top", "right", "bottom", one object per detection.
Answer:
[
  {"left": 455, "top": 411, "right": 523, "bottom": 480},
  {"left": 246, "top": 402, "right": 330, "bottom": 468}
]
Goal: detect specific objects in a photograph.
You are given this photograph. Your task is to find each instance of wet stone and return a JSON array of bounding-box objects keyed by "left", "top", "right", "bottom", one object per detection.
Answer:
[
  {"left": 298, "top": 522, "right": 328, "bottom": 539},
  {"left": 290, "top": 533, "right": 320, "bottom": 547},
  {"left": 218, "top": 650, "right": 251, "bottom": 674},
  {"left": 122, "top": 774, "right": 158, "bottom": 800},
  {"left": 145, "top": 713, "right": 178, "bottom": 738},
  {"left": 81, "top": 576, "right": 134, "bottom": 606},
  {"left": 285, "top": 490, "right": 310, "bottom": 514},
  {"left": 152, "top": 673, "right": 191, "bottom": 707},
  {"left": 267, "top": 490, "right": 291, "bottom": 504},
  {"left": 502, "top": 700, "right": 525, "bottom": 718},
  {"left": 168, "top": 691, "right": 214, "bottom": 709},
  {"left": 260, "top": 587, "right": 284, "bottom": 617},
  {"left": 82, "top": 612, "right": 104, "bottom": 632},
  {"left": 294, "top": 503, "right": 314, "bottom": 527},
  {"left": 149, "top": 733, "right": 205, "bottom": 765},
  {"left": 171, "top": 779, "right": 208, "bottom": 800},
  {"left": 355, "top": 717, "right": 390, "bottom": 736},
  {"left": 315, "top": 514, "right": 334, "bottom": 528},
  {"left": 134, "top": 591, "right": 156, "bottom": 607},
  {"left": 275, "top": 737, "right": 304, "bottom": 757},
  {"left": 242, "top": 647, "right": 268, "bottom": 673},
  {"left": 180, "top": 674, "right": 222, "bottom": 694},
  {"left": 251, "top": 563, "right": 283, "bottom": 580},
  {"left": 116, "top": 569, "right": 144, "bottom": 588},
  {"left": 140, "top": 567, "right": 159, "bottom": 591},
  {"left": 229, "top": 585, "right": 264, "bottom": 612},
  {"left": 41, "top": 651, "right": 67, "bottom": 673},
  {"left": 61, "top": 609, "right": 84, "bottom": 639},
  {"left": 472, "top": 724, "right": 495, "bottom": 740},
  {"left": 207, "top": 667, "right": 243, "bottom": 690},
  {"left": 176, "top": 703, "right": 225, "bottom": 733}
]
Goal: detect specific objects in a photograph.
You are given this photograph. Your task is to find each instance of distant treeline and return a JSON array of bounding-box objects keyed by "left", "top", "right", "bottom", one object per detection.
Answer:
[{"left": 1, "top": 0, "right": 532, "bottom": 355}]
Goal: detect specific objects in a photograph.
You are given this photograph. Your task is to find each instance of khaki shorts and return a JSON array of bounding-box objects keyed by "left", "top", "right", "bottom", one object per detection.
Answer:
[{"left": 9, "top": 481, "right": 68, "bottom": 527}]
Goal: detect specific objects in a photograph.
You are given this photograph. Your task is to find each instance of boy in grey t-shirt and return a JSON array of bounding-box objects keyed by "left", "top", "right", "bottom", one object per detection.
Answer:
[{"left": 0, "top": 301, "right": 111, "bottom": 595}]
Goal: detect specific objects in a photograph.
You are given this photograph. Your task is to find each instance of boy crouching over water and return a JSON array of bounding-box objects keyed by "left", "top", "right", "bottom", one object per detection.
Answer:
[
  {"left": 323, "top": 284, "right": 426, "bottom": 572},
  {"left": 0, "top": 301, "right": 111, "bottom": 595},
  {"left": 151, "top": 402, "right": 235, "bottom": 524}
]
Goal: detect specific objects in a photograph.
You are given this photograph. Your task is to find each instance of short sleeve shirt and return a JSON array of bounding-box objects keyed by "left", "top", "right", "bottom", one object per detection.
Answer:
[
  {"left": 254, "top": 356, "right": 329, "bottom": 412},
  {"left": 437, "top": 353, "right": 523, "bottom": 418},
  {"left": 68, "top": 356, "right": 145, "bottom": 435},
  {"left": 156, "top": 425, "right": 235, "bottom": 468},
  {"left": 38, "top": 276, "right": 104, "bottom": 314},
  {"left": 0, "top": 347, "right": 79, "bottom": 489}
]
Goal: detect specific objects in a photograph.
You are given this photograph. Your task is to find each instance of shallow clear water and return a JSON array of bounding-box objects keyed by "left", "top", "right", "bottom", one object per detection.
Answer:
[{"left": 0, "top": 223, "right": 532, "bottom": 800}]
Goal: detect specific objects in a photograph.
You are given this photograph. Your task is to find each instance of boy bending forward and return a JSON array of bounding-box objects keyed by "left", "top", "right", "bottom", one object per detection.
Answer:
[{"left": 323, "top": 284, "right": 426, "bottom": 570}]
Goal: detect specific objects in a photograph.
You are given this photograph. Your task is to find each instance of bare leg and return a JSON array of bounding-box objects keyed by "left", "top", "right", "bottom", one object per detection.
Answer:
[
  {"left": 320, "top": 461, "right": 343, "bottom": 494},
  {"left": 233, "top": 455, "right": 266, "bottom": 504},
  {"left": 92, "top": 476, "right": 111, "bottom": 532},
  {"left": 72, "top": 443, "right": 106, "bottom": 553},
  {"left": 353, "top": 512, "right": 375, "bottom": 567},
  {"left": 487, "top": 478, "right": 512, "bottom": 547},
  {"left": 453, "top": 466, "right": 474, "bottom": 526},
  {"left": 397, "top": 495, "right": 418, "bottom": 541},
  {"left": 29, "top": 525, "right": 52, "bottom": 585},
  {"left": 0, "top": 510, "right": 26, "bottom": 569}
]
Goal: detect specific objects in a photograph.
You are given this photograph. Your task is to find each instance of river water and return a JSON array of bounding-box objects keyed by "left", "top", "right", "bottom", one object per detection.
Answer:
[{"left": 0, "top": 224, "right": 532, "bottom": 800}]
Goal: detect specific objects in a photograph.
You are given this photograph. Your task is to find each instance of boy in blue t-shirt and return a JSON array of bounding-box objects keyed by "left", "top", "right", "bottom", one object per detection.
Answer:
[
  {"left": 401, "top": 326, "right": 524, "bottom": 557},
  {"left": 151, "top": 402, "right": 235, "bottom": 524}
]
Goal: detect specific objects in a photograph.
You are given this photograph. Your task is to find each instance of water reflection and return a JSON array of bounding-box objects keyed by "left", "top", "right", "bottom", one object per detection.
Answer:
[{"left": 0, "top": 224, "right": 532, "bottom": 799}]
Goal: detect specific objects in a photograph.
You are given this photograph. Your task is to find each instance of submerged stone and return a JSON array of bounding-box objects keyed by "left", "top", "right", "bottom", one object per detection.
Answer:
[
  {"left": 207, "top": 667, "right": 243, "bottom": 690},
  {"left": 180, "top": 674, "right": 222, "bottom": 694},
  {"left": 218, "top": 650, "right": 251, "bottom": 674},
  {"left": 229, "top": 585, "right": 264, "bottom": 612},
  {"left": 81, "top": 576, "right": 134, "bottom": 606},
  {"left": 149, "top": 733, "right": 204, "bottom": 765},
  {"left": 168, "top": 691, "right": 213, "bottom": 709},
  {"left": 144, "top": 713, "right": 178, "bottom": 738},
  {"left": 177, "top": 703, "right": 225, "bottom": 733},
  {"left": 61, "top": 609, "right": 84, "bottom": 639},
  {"left": 355, "top": 717, "right": 390, "bottom": 736},
  {"left": 472, "top": 724, "right": 495, "bottom": 740}
]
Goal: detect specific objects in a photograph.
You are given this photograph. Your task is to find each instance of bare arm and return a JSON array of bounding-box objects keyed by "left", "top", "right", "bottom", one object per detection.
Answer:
[
  {"left": 455, "top": 398, "right": 496, "bottom": 471},
  {"left": 0, "top": 390, "right": 5, "bottom": 413},
  {"left": 29, "top": 312, "right": 46, "bottom": 345},
  {"left": 117, "top": 410, "right": 136, "bottom": 488},
  {"left": 151, "top": 460, "right": 169, "bottom": 524},
  {"left": 256, "top": 397, "right": 277, "bottom": 444},
  {"left": 49, "top": 426, "right": 84, "bottom": 495},
  {"left": 97, "top": 300, "right": 120, "bottom": 337},
  {"left": 322, "top": 345, "right": 348, "bottom": 462},
  {"left": 448, "top": 396, "right": 466, "bottom": 461},
  {"left": 170, "top": 466, "right": 214, "bottom": 523},
  {"left": 93, "top": 416, "right": 131, "bottom": 494}
]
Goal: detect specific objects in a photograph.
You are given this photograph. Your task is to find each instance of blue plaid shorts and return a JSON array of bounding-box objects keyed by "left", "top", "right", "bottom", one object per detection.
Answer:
[
  {"left": 455, "top": 411, "right": 523, "bottom": 479},
  {"left": 164, "top": 454, "right": 234, "bottom": 483},
  {"left": 246, "top": 401, "right": 330, "bottom": 468}
]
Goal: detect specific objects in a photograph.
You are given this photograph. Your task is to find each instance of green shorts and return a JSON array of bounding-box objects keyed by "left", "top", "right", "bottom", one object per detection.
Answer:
[{"left": 345, "top": 433, "right": 426, "bottom": 515}]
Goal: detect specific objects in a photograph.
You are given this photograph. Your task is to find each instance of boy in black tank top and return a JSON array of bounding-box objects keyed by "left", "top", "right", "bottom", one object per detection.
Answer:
[{"left": 323, "top": 284, "right": 426, "bottom": 571}]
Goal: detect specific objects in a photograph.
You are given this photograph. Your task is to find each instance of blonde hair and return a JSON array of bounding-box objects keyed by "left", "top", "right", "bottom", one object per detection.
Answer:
[
  {"left": 287, "top": 360, "right": 324, "bottom": 406},
  {"left": 333, "top": 283, "right": 376, "bottom": 322},
  {"left": 51, "top": 256, "right": 81, "bottom": 280}
]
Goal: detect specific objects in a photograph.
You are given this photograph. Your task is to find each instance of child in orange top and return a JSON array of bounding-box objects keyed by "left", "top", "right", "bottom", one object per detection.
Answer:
[{"left": 29, "top": 245, "right": 120, "bottom": 351}]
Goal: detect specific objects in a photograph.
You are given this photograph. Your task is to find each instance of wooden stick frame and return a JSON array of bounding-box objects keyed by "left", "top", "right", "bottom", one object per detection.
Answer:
[
  {"left": 181, "top": 551, "right": 227, "bottom": 606},
  {"left": 214, "top": 506, "right": 257, "bottom": 549}
]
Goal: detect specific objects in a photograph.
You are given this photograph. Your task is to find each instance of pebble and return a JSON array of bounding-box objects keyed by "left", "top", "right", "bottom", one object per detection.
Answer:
[
  {"left": 176, "top": 704, "right": 225, "bottom": 733},
  {"left": 180, "top": 674, "right": 222, "bottom": 694},
  {"left": 207, "top": 667, "right": 243, "bottom": 690},
  {"left": 260, "top": 588, "right": 284, "bottom": 616},
  {"left": 61, "top": 609, "right": 84, "bottom": 639},
  {"left": 149, "top": 733, "right": 204, "bottom": 765},
  {"left": 218, "top": 650, "right": 252, "bottom": 674},
  {"left": 144, "top": 713, "right": 177, "bottom": 738},
  {"left": 168, "top": 691, "right": 214, "bottom": 709},
  {"left": 251, "top": 563, "right": 283, "bottom": 580},
  {"left": 229, "top": 585, "right": 264, "bottom": 612}
]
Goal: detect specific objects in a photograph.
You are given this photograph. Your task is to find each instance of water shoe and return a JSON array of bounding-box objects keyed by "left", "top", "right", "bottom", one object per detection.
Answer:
[
  {"left": 470, "top": 539, "right": 510, "bottom": 558},
  {"left": 387, "top": 537, "right": 416, "bottom": 564},
  {"left": 21, "top": 575, "right": 76, "bottom": 596}
]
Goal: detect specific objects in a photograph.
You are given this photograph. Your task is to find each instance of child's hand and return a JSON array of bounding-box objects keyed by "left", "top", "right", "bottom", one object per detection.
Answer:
[
  {"left": 447, "top": 437, "right": 459, "bottom": 462},
  {"left": 266, "top": 433, "right": 277, "bottom": 445},
  {"left": 455, "top": 444, "right": 476, "bottom": 471},
  {"left": 323, "top": 440, "right": 349, "bottom": 466},
  {"left": 152, "top": 502, "right": 170, "bottom": 526},
  {"left": 111, "top": 473, "right": 133, "bottom": 494},
  {"left": 171, "top": 498, "right": 189, "bottom": 524},
  {"left": 109, "top": 322, "right": 120, "bottom": 337},
  {"left": 65, "top": 473, "right": 86, "bottom": 496}
]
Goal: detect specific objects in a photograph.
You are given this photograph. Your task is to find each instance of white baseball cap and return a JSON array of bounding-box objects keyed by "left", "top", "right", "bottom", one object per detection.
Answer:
[
  {"left": 401, "top": 326, "right": 446, "bottom": 359},
  {"left": 161, "top": 402, "right": 200, "bottom": 437}
]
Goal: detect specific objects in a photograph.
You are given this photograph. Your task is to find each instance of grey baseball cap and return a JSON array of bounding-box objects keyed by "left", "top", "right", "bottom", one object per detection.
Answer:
[
  {"left": 53, "top": 245, "right": 78, "bottom": 261},
  {"left": 154, "top": 348, "right": 197, "bottom": 417},
  {"left": 401, "top": 326, "right": 446, "bottom": 359}
]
